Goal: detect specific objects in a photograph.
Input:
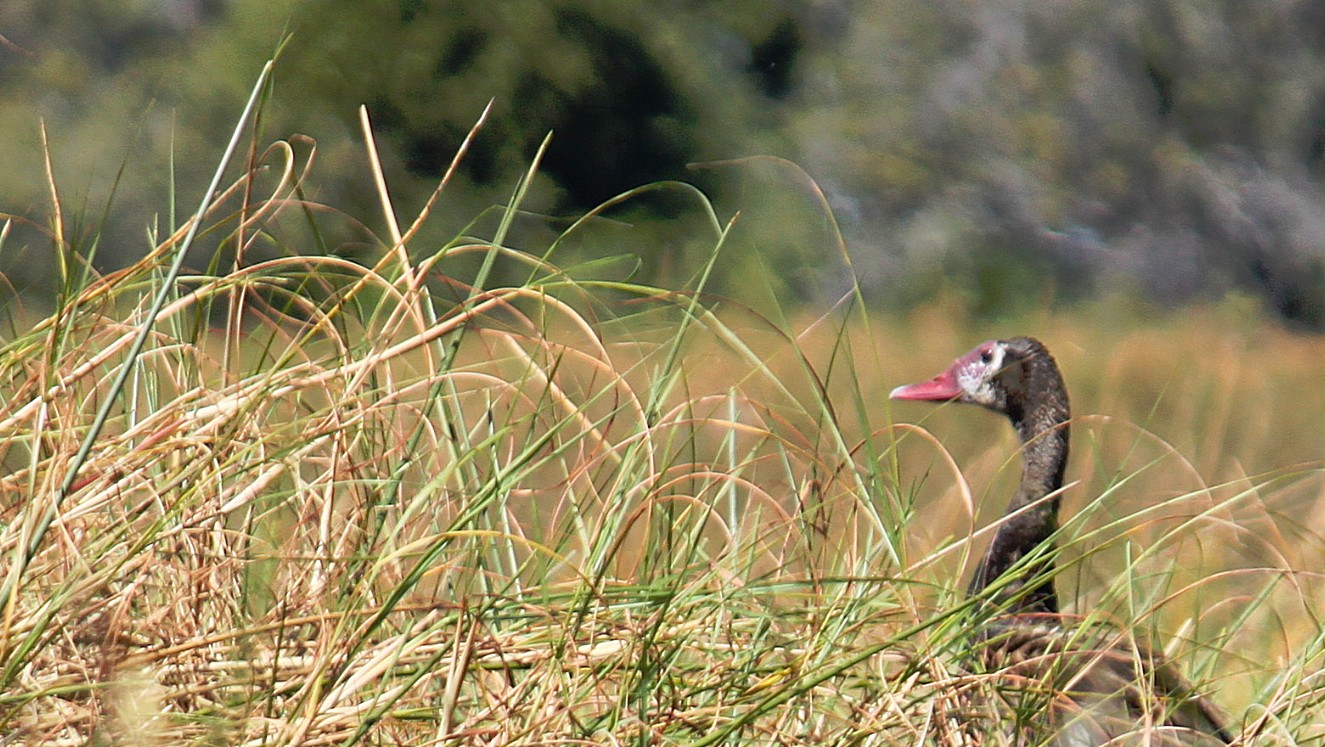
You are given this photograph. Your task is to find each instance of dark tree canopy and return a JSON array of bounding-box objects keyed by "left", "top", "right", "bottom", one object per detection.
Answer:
[{"left": 1, "top": 0, "right": 1324, "bottom": 327}]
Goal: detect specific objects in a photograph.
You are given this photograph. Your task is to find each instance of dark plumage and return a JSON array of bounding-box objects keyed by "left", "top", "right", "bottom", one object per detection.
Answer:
[{"left": 891, "top": 337, "right": 1231, "bottom": 745}]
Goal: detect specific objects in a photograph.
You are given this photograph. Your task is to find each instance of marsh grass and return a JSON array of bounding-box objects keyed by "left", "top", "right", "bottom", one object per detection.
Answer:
[{"left": 0, "top": 62, "right": 1322, "bottom": 746}]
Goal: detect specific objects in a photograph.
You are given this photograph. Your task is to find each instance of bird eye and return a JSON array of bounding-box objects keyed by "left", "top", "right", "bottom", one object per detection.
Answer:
[{"left": 979, "top": 348, "right": 994, "bottom": 364}]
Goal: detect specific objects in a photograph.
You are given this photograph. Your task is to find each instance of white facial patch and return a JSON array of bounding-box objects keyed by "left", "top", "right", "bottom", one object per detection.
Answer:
[{"left": 958, "top": 342, "right": 1005, "bottom": 405}]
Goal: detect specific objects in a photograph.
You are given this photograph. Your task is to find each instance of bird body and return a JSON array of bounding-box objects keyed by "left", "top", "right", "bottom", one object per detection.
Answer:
[{"left": 891, "top": 337, "right": 1231, "bottom": 745}]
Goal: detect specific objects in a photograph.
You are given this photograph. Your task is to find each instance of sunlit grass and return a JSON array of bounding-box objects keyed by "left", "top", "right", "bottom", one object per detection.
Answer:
[{"left": 0, "top": 64, "right": 1322, "bottom": 746}]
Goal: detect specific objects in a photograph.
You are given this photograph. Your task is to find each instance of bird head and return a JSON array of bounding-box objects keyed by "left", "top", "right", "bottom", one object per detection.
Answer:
[{"left": 889, "top": 338, "right": 1038, "bottom": 414}]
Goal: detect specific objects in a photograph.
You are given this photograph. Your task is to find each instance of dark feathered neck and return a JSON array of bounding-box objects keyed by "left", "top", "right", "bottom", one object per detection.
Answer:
[{"left": 968, "top": 341, "right": 1070, "bottom": 614}]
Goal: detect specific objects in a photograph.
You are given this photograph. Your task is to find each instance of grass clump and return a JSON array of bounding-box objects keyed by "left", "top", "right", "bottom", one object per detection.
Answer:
[{"left": 0, "top": 61, "right": 1321, "bottom": 745}]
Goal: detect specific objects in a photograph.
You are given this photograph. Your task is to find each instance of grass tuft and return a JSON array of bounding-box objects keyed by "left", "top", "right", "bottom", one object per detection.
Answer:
[{"left": 0, "top": 64, "right": 1322, "bottom": 745}]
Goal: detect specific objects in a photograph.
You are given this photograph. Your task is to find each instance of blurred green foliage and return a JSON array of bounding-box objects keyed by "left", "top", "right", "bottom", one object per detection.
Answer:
[{"left": 1, "top": 0, "right": 1324, "bottom": 326}]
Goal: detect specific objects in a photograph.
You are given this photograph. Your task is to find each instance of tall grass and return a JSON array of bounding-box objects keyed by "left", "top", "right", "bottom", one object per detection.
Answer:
[{"left": 0, "top": 63, "right": 1322, "bottom": 746}]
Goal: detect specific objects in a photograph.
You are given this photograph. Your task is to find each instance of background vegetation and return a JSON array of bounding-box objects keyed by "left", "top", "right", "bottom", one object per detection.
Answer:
[{"left": 3, "top": 1, "right": 1325, "bottom": 325}]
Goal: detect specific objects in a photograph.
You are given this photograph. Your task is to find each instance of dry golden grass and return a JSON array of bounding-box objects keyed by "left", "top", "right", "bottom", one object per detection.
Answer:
[
  {"left": 3, "top": 270, "right": 1321, "bottom": 744},
  {"left": 0, "top": 60, "right": 1321, "bottom": 746}
]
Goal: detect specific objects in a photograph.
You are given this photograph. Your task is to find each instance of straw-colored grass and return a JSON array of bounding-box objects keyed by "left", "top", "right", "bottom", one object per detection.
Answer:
[{"left": 0, "top": 61, "right": 1322, "bottom": 746}]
